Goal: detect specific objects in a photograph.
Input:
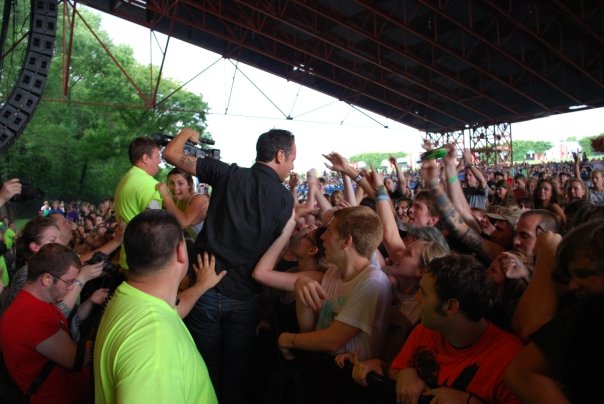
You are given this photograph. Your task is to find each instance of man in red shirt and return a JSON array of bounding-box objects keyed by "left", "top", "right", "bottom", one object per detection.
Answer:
[
  {"left": 0, "top": 244, "right": 89, "bottom": 404},
  {"left": 388, "top": 254, "right": 523, "bottom": 403}
]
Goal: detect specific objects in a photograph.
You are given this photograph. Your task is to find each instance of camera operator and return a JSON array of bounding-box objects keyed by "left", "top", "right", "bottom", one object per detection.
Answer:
[
  {"left": 113, "top": 137, "right": 163, "bottom": 269},
  {"left": 163, "top": 127, "right": 296, "bottom": 404}
]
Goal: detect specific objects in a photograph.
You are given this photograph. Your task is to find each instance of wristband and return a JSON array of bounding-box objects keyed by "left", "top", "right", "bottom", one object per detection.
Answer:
[
  {"left": 375, "top": 194, "right": 390, "bottom": 202},
  {"left": 375, "top": 185, "right": 388, "bottom": 197},
  {"left": 353, "top": 173, "right": 364, "bottom": 183},
  {"left": 447, "top": 175, "right": 458, "bottom": 184}
]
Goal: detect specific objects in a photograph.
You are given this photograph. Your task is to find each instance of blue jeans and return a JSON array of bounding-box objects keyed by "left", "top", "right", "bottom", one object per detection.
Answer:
[{"left": 185, "top": 288, "right": 259, "bottom": 404}]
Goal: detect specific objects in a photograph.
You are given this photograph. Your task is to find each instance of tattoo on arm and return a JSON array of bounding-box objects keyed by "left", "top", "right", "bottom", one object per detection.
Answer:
[
  {"left": 433, "top": 187, "right": 466, "bottom": 234},
  {"left": 431, "top": 185, "right": 486, "bottom": 256},
  {"left": 178, "top": 155, "right": 196, "bottom": 169},
  {"left": 458, "top": 228, "right": 484, "bottom": 252}
]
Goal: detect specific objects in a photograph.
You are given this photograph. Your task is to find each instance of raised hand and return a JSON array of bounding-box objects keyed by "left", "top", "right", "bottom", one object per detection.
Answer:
[
  {"left": 323, "top": 152, "right": 352, "bottom": 174},
  {"left": 192, "top": 252, "right": 227, "bottom": 291}
]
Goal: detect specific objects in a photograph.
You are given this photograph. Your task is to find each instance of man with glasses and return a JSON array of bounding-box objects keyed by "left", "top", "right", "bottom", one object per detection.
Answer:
[{"left": 0, "top": 243, "right": 90, "bottom": 403}]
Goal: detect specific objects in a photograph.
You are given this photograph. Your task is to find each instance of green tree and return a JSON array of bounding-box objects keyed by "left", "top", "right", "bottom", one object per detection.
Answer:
[
  {"left": 349, "top": 151, "right": 408, "bottom": 169},
  {"left": 578, "top": 134, "right": 604, "bottom": 156},
  {"left": 1, "top": 9, "right": 209, "bottom": 207},
  {"left": 512, "top": 140, "right": 553, "bottom": 161}
]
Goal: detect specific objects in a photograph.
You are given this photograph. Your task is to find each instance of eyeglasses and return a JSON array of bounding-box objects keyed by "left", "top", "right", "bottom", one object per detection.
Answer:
[{"left": 48, "top": 274, "right": 77, "bottom": 287}]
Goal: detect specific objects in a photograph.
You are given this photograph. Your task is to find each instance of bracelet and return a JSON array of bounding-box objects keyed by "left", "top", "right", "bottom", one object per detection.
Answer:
[
  {"left": 466, "top": 392, "right": 474, "bottom": 404},
  {"left": 375, "top": 185, "right": 389, "bottom": 198},
  {"left": 447, "top": 175, "right": 458, "bottom": 184},
  {"left": 353, "top": 173, "right": 364, "bottom": 183},
  {"left": 291, "top": 333, "right": 297, "bottom": 349}
]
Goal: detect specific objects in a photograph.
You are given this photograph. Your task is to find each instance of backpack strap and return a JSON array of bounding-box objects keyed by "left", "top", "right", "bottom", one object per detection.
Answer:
[{"left": 27, "top": 361, "right": 55, "bottom": 396}]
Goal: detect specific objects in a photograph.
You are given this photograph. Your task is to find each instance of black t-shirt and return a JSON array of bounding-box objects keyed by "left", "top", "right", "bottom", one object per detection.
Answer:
[{"left": 531, "top": 295, "right": 604, "bottom": 403}]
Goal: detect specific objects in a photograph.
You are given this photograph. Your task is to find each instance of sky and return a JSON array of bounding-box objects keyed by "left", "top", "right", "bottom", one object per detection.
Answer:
[{"left": 91, "top": 7, "right": 604, "bottom": 172}]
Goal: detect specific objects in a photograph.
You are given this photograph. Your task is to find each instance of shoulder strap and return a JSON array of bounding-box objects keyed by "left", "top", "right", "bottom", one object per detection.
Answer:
[{"left": 27, "top": 360, "right": 55, "bottom": 396}]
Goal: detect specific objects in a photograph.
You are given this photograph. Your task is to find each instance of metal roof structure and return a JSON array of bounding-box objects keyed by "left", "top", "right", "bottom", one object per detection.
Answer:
[{"left": 79, "top": 0, "right": 604, "bottom": 134}]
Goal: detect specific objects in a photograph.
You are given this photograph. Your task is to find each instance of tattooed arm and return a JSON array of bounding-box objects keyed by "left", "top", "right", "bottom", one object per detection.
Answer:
[
  {"left": 162, "top": 128, "right": 200, "bottom": 176},
  {"left": 423, "top": 157, "right": 504, "bottom": 263}
]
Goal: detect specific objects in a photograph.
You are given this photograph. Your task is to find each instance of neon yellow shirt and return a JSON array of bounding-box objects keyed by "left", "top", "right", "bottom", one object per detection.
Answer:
[
  {"left": 94, "top": 282, "right": 217, "bottom": 404},
  {"left": 114, "top": 166, "right": 162, "bottom": 268},
  {"left": 0, "top": 256, "right": 7, "bottom": 287},
  {"left": 1, "top": 228, "right": 14, "bottom": 286}
]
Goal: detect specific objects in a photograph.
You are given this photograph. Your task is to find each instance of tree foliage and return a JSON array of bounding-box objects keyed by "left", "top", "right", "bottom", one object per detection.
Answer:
[
  {"left": 0, "top": 10, "right": 209, "bottom": 208},
  {"left": 511, "top": 140, "right": 553, "bottom": 161},
  {"left": 348, "top": 151, "right": 408, "bottom": 169},
  {"left": 578, "top": 134, "right": 604, "bottom": 156}
]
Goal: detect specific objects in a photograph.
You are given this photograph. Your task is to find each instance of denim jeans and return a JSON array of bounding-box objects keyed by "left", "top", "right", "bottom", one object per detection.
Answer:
[{"left": 185, "top": 288, "right": 259, "bottom": 404}]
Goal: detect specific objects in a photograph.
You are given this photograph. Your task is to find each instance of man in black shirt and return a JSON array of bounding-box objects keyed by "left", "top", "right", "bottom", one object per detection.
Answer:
[{"left": 164, "top": 127, "right": 295, "bottom": 404}]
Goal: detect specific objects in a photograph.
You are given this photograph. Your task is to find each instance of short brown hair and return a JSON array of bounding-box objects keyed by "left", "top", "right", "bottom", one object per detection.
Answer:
[
  {"left": 28, "top": 243, "right": 81, "bottom": 281},
  {"left": 333, "top": 206, "right": 382, "bottom": 259},
  {"left": 414, "top": 191, "right": 440, "bottom": 218},
  {"left": 128, "top": 137, "right": 159, "bottom": 165}
]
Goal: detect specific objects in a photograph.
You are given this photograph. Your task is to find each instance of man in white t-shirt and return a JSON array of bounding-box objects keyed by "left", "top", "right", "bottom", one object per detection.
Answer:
[{"left": 278, "top": 206, "right": 391, "bottom": 361}]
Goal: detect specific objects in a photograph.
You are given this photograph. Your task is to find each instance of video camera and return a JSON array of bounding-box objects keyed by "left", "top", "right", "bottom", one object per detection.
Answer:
[
  {"left": 151, "top": 133, "right": 221, "bottom": 160},
  {"left": 85, "top": 251, "right": 117, "bottom": 274},
  {"left": 9, "top": 179, "right": 45, "bottom": 202}
]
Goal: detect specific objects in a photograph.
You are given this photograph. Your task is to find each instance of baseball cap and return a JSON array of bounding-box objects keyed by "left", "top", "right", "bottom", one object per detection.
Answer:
[{"left": 486, "top": 207, "right": 523, "bottom": 227}]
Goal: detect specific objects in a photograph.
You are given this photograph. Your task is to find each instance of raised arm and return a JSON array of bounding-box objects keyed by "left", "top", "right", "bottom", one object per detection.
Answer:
[
  {"left": 390, "top": 156, "right": 411, "bottom": 198},
  {"left": 463, "top": 150, "right": 488, "bottom": 190},
  {"left": 289, "top": 172, "right": 301, "bottom": 207},
  {"left": 253, "top": 211, "right": 323, "bottom": 291},
  {"left": 162, "top": 128, "right": 200, "bottom": 176},
  {"left": 510, "top": 231, "right": 562, "bottom": 341},
  {"left": 369, "top": 165, "right": 406, "bottom": 256},
  {"left": 341, "top": 172, "right": 358, "bottom": 206},
  {"left": 308, "top": 175, "right": 332, "bottom": 216},
  {"left": 443, "top": 147, "right": 482, "bottom": 234},
  {"left": 422, "top": 155, "right": 504, "bottom": 263},
  {"left": 323, "top": 152, "right": 375, "bottom": 199},
  {"left": 572, "top": 152, "right": 581, "bottom": 180}
]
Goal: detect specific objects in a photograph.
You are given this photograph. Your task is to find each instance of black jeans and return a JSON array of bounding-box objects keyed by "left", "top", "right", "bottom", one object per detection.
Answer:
[{"left": 186, "top": 288, "right": 259, "bottom": 404}]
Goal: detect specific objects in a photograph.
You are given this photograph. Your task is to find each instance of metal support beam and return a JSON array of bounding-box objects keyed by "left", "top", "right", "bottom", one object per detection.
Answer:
[{"left": 468, "top": 123, "right": 512, "bottom": 167}]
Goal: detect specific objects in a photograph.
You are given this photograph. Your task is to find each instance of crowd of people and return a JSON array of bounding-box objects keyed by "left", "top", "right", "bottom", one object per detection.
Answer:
[{"left": 0, "top": 129, "right": 603, "bottom": 404}]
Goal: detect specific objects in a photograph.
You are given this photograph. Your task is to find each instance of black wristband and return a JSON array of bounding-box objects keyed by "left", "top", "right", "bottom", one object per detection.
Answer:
[{"left": 353, "top": 173, "right": 363, "bottom": 183}]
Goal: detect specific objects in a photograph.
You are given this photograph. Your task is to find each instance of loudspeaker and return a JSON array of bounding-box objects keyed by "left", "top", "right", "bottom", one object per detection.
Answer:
[{"left": 0, "top": 0, "right": 58, "bottom": 153}]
